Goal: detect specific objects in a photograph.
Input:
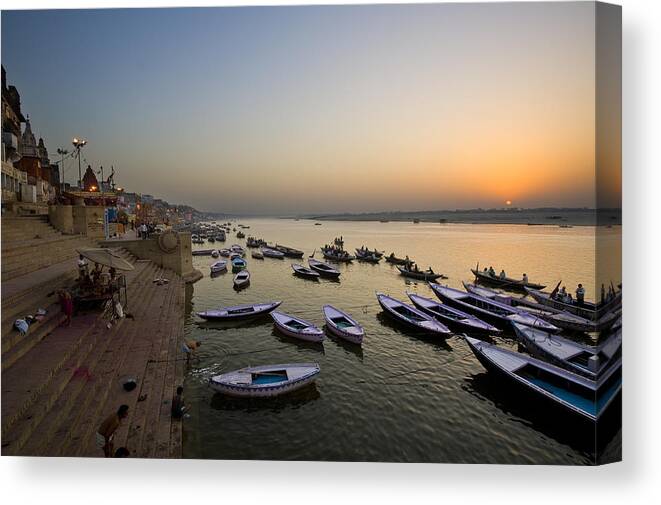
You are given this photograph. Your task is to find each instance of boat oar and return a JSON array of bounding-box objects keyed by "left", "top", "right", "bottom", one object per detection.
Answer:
[{"left": 309, "top": 249, "right": 316, "bottom": 258}]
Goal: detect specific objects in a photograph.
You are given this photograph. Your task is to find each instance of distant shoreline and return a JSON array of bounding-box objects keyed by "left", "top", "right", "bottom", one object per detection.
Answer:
[{"left": 294, "top": 208, "right": 622, "bottom": 227}]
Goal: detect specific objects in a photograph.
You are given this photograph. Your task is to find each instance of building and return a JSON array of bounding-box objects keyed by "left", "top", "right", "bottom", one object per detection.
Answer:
[{"left": 1, "top": 65, "right": 28, "bottom": 207}]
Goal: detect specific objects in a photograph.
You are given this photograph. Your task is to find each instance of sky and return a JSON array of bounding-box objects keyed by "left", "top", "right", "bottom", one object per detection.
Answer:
[{"left": 1, "top": 3, "right": 621, "bottom": 214}]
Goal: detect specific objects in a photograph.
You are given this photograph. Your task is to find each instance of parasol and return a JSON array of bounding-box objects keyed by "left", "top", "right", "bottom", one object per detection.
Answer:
[{"left": 77, "top": 248, "right": 135, "bottom": 271}]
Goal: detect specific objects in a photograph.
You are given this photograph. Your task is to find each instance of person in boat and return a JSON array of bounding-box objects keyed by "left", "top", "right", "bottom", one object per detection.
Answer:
[
  {"left": 576, "top": 284, "right": 585, "bottom": 306},
  {"left": 499, "top": 269, "right": 506, "bottom": 280},
  {"left": 429, "top": 267, "right": 434, "bottom": 274},
  {"left": 488, "top": 266, "right": 496, "bottom": 277},
  {"left": 522, "top": 273, "right": 529, "bottom": 284},
  {"left": 414, "top": 264, "right": 419, "bottom": 272}
]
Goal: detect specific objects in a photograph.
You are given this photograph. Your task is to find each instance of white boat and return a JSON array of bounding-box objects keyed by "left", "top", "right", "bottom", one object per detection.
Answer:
[
  {"left": 261, "top": 247, "right": 285, "bottom": 259},
  {"left": 308, "top": 258, "right": 340, "bottom": 278},
  {"left": 323, "top": 305, "right": 364, "bottom": 344},
  {"left": 211, "top": 249, "right": 220, "bottom": 258},
  {"left": 230, "top": 244, "right": 245, "bottom": 256},
  {"left": 251, "top": 250, "right": 264, "bottom": 259},
  {"left": 407, "top": 292, "right": 500, "bottom": 334},
  {"left": 197, "top": 301, "right": 282, "bottom": 320},
  {"left": 210, "top": 260, "right": 227, "bottom": 274},
  {"left": 271, "top": 310, "right": 324, "bottom": 342},
  {"left": 219, "top": 248, "right": 231, "bottom": 257},
  {"left": 376, "top": 292, "right": 451, "bottom": 336},
  {"left": 233, "top": 270, "right": 250, "bottom": 289},
  {"left": 209, "top": 363, "right": 320, "bottom": 398}
]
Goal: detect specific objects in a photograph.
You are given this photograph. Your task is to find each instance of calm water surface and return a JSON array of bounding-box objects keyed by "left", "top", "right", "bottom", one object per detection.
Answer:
[{"left": 182, "top": 219, "right": 622, "bottom": 464}]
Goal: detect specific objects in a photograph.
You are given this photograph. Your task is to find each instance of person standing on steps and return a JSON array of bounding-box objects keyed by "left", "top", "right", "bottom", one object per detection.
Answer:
[
  {"left": 96, "top": 404, "right": 129, "bottom": 457},
  {"left": 171, "top": 386, "right": 186, "bottom": 419}
]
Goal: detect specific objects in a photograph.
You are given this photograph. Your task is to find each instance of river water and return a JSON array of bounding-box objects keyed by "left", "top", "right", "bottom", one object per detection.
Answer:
[{"left": 181, "top": 219, "right": 621, "bottom": 464}]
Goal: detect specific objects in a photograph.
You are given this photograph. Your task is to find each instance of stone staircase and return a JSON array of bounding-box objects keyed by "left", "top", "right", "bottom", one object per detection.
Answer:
[
  {"left": 1, "top": 215, "right": 96, "bottom": 280},
  {"left": 1, "top": 247, "right": 185, "bottom": 458}
]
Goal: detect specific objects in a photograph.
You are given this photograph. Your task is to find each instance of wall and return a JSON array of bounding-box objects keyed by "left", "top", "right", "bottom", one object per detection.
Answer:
[
  {"left": 49, "top": 204, "right": 106, "bottom": 237},
  {"left": 48, "top": 204, "right": 74, "bottom": 234}
]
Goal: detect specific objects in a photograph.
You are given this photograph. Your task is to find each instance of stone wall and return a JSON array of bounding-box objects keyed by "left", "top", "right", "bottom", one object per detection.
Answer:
[{"left": 49, "top": 204, "right": 107, "bottom": 237}]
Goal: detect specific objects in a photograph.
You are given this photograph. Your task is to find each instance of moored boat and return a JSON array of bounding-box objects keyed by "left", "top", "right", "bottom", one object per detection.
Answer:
[
  {"left": 219, "top": 248, "right": 231, "bottom": 257},
  {"left": 429, "top": 283, "right": 559, "bottom": 332},
  {"left": 323, "top": 305, "right": 364, "bottom": 344},
  {"left": 210, "top": 260, "right": 227, "bottom": 274},
  {"left": 308, "top": 258, "right": 341, "bottom": 278},
  {"left": 464, "top": 336, "right": 621, "bottom": 422},
  {"left": 397, "top": 265, "right": 444, "bottom": 281},
  {"left": 275, "top": 244, "right": 305, "bottom": 258},
  {"left": 376, "top": 292, "right": 451, "bottom": 336},
  {"left": 271, "top": 310, "right": 324, "bottom": 342},
  {"left": 525, "top": 287, "right": 622, "bottom": 321},
  {"left": 192, "top": 249, "right": 215, "bottom": 256},
  {"left": 233, "top": 269, "right": 250, "bottom": 289},
  {"left": 209, "top": 363, "right": 320, "bottom": 398},
  {"left": 407, "top": 292, "right": 500, "bottom": 334},
  {"left": 197, "top": 300, "right": 282, "bottom": 320},
  {"left": 232, "top": 257, "right": 247, "bottom": 271},
  {"left": 261, "top": 247, "right": 285, "bottom": 259},
  {"left": 230, "top": 244, "right": 245, "bottom": 256},
  {"left": 292, "top": 263, "right": 320, "bottom": 280},
  {"left": 251, "top": 250, "right": 264, "bottom": 259}
]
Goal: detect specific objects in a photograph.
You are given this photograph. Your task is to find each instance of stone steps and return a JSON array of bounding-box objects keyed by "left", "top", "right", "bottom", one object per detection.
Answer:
[{"left": 0, "top": 259, "right": 155, "bottom": 455}]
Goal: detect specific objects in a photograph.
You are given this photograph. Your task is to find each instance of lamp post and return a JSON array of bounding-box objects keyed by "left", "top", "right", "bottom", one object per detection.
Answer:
[
  {"left": 72, "top": 137, "right": 87, "bottom": 189},
  {"left": 56, "top": 148, "right": 69, "bottom": 194}
]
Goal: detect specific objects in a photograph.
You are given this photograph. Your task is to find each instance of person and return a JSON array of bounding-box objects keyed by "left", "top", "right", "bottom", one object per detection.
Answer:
[
  {"left": 96, "top": 405, "right": 129, "bottom": 457},
  {"left": 171, "top": 386, "right": 186, "bottom": 419},
  {"left": 488, "top": 266, "right": 496, "bottom": 277},
  {"left": 114, "top": 447, "right": 130, "bottom": 458},
  {"left": 57, "top": 289, "right": 73, "bottom": 327},
  {"left": 558, "top": 286, "right": 568, "bottom": 302},
  {"left": 77, "top": 254, "right": 89, "bottom": 280},
  {"left": 522, "top": 273, "right": 529, "bottom": 284},
  {"left": 499, "top": 269, "right": 506, "bottom": 280},
  {"left": 428, "top": 266, "right": 434, "bottom": 274},
  {"left": 183, "top": 340, "right": 201, "bottom": 363},
  {"left": 576, "top": 283, "right": 585, "bottom": 306}
]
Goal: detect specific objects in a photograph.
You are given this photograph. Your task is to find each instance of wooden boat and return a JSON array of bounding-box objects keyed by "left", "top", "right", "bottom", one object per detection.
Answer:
[
  {"left": 407, "top": 292, "right": 501, "bottom": 335},
  {"left": 209, "top": 363, "right": 320, "bottom": 398},
  {"left": 396, "top": 265, "right": 444, "bottom": 281},
  {"left": 275, "top": 244, "right": 305, "bottom": 258},
  {"left": 251, "top": 250, "right": 264, "bottom": 259},
  {"left": 308, "top": 258, "right": 341, "bottom": 278},
  {"left": 512, "top": 322, "right": 622, "bottom": 379},
  {"left": 233, "top": 270, "right": 250, "bottom": 289},
  {"left": 261, "top": 247, "right": 285, "bottom": 259},
  {"left": 292, "top": 263, "right": 320, "bottom": 280},
  {"left": 197, "top": 301, "right": 282, "bottom": 321},
  {"left": 211, "top": 250, "right": 220, "bottom": 258},
  {"left": 323, "top": 305, "right": 364, "bottom": 344},
  {"left": 471, "top": 268, "right": 546, "bottom": 292},
  {"left": 208, "top": 236, "right": 215, "bottom": 243},
  {"left": 209, "top": 260, "right": 227, "bottom": 274},
  {"left": 429, "top": 283, "right": 559, "bottom": 332},
  {"left": 355, "top": 248, "right": 383, "bottom": 258},
  {"left": 192, "top": 249, "right": 215, "bottom": 256},
  {"left": 236, "top": 231, "right": 246, "bottom": 238},
  {"left": 218, "top": 248, "right": 231, "bottom": 257},
  {"left": 525, "top": 287, "right": 622, "bottom": 321},
  {"left": 376, "top": 293, "right": 451, "bottom": 336},
  {"left": 229, "top": 252, "right": 242, "bottom": 261},
  {"left": 355, "top": 249, "right": 381, "bottom": 263},
  {"left": 385, "top": 254, "right": 412, "bottom": 265},
  {"left": 322, "top": 249, "right": 354, "bottom": 262},
  {"left": 215, "top": 232, "right": 226, "bottom": 242},
  {"left": 230, "top": 244, "right": 245, "bottom": 256},
  {"left": 271, "top": 310, "right": 324, "bottom": 342},
  {"left": 464, "top": 336, "right": 621, "bottom": 422},
  {"left": 231, "top": 257, "right": 247, "bottom": 271}
]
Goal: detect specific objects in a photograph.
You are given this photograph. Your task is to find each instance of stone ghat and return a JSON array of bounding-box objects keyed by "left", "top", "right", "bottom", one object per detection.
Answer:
[{"left": 1, "top": 248, "right": 186, "bottom": 458}]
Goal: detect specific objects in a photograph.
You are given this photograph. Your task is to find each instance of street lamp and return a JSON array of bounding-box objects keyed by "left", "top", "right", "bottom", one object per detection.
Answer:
[
  {"left": 72, "top": 137, "right": 88, "bottom": 189},
  {"left": 56, "top": 148, "right": 69, "bottom": 194}
]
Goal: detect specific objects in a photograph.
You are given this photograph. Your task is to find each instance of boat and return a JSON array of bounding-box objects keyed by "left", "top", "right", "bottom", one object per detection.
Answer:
[
  {"left": 376, "top": 292, "right": 451, "bottom": 336},
  {"left": 211, "top": 249, "right": 220, "bottom": 258},
  {"left": 385, "top": 254, "right": 413, "bottom": 265},
  {"left": 321, "top": 248, "right": 354, "bottom": 262},
  {"left": 218, "top": 248, "right": 231, "bottom": 257},
  {"left": 231, "top": 257, "right": 247, "bottom": 271},
  {"left": 197, "top": 301, "right": 282, "bottom": 321},
  {"left": 215, "top": 232, "right": 226, "bottom": 242},
  {"left": 355, "top": 248, "right": 383, "bottom": 258},
  {"left": 229, "top": 252, "right": 242, "bottom": 261},
  {"left": 192, "top": 249, "right": 215, "bottom": 256},
  {"left": 308, "top": 258, "right": 341, "bottom": 278},
  {"left": 525, "top": 287, "right": 622, "bottom": 321},
  {"left": 314, "top": 222, "right": 322, "bottom": 225},
  {"left": 246, "top": 237, "right": 267, "bottom": 248},
  {"left": 396, "top": 265, "right": 444, "bottom": 281},
  {"left": 251, "top": 250, "right": 264, "bottom": 259},
  {"left": 209, "top": 260, "right": 227, "bottom": 274},
  {"left": 236, "top": 231, "right": 246, "bottom": 238},
  {"left": 429, "top": 283, "right": 559, "bottom": 332},
  {"left": 323, "top": 305, "right": 364, "bottom": 344},
  {"left": 230, "top": 244, "right": 245, "bottom": 256},
  {"left": 291, "top": 263, "right": 320, "bottom": 280},
  {"left": 512, "top": 322, "right": 622, "bottom": 379},
  {"left": 471, "top": 268, "right": 546, "bottom": 292},
  {"left": 407, "top": 292, "right": 501, "bottom": 335},
  {"left": 261, "top": 247, "right": 285, "bottom": 259},
  {"left": 233, "top": 270, "right": 250, "bottom": 289},
  {"left": 208, "top": 236, "right": 215, "bottom": 243},
  {"left": 464, "top": 336, "right": 621, "bottom": 422},
  {"left": 209, "top": 363, "right": 320, "bottom": 398},
  {"left": 271, "top": 311, "right": 325, "bottom": 342},
  {"left": 275, "top": 244, "right": 305, "bottom": 258},
  {"left": 355, "top": 249, "right": 381, "bottom": 263}
]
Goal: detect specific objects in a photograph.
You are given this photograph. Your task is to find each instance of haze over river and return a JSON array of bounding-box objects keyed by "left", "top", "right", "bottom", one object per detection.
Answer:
[{"left": 182, "top": 219, "right": 621, "bottom": 464}]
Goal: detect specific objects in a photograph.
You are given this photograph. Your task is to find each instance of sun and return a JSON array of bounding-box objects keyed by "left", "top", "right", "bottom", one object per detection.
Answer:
[{"left": 505, "top": 200, "right": 512, "bottom": 206}]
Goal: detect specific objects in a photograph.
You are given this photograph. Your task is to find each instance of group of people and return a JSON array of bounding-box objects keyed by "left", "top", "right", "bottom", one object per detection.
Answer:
[
  {"left": 96, "top": 386, "right": 187, "bottom": 458},
  {"left": 137, "top": 222, "right": 156, "bottom": 239},
  {"left": 322, "top": 244, "right": 352, "bottom": 259},
  {"left": 551, "top": 283, "right": 586, "bottom": 306},
  {"left": 77, "top": 254, "right": 119, "bottom": 296},
  {"left": 482, "top": 266, "right": 528, "bottom": 283}
]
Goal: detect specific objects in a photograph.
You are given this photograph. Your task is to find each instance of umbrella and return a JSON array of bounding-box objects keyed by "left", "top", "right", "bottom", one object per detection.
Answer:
[{"left": 77, "top": 248, "right": 135, "bottom": 271}]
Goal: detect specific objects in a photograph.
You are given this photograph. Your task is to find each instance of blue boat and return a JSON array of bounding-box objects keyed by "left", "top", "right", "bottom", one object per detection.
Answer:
[
  {"left": 231, "top": 257, "right": 247, "bottom": 271},
  {"left": 465, "top": 336, "right": 621, "bottom": 422}
]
